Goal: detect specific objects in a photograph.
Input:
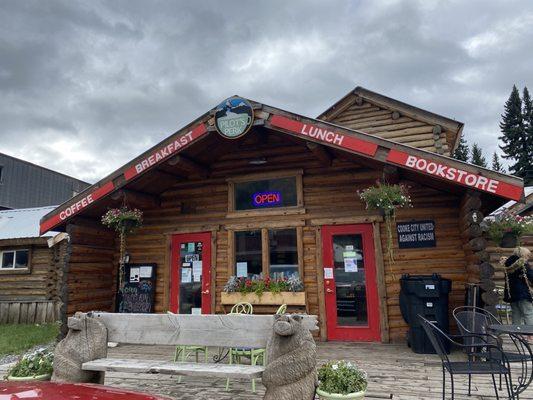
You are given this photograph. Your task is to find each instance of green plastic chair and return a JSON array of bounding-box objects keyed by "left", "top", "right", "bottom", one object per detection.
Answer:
[
  {"left": 168, "top": 311, "right": 208, "bottom": 383},
  {"left": 229, "top": 301, "right": 253, "bottom": 315},
  {"left": 276, "top": 304, "right": 287, "bottom": 315},
  {"left": 225, "top": 302, "right": 264, "bottom": 393}
]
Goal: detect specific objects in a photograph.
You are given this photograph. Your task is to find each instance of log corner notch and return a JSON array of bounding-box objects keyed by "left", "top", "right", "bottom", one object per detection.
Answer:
[{"left": 459, "top": 191, "right": 496, "bottom": 313}]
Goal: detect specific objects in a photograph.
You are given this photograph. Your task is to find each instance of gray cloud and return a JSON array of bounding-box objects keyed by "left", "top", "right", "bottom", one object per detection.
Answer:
[{"left": 1, "top": 0, "right": 532, "bottom": 182}]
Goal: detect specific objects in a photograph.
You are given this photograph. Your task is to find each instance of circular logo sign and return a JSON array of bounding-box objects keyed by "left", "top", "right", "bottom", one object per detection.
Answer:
[{"left": 214, "top": 97, "right": 254, "bottom": 139}]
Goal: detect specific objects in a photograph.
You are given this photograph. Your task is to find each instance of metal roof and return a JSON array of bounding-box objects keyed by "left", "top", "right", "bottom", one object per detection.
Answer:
[{"left": 0, "top": 206, "right": 59, "bottom": 240}]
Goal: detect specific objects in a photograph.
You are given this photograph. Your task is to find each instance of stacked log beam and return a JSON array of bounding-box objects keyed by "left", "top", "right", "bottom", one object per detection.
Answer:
[{"left": 459, "top": 192, "right": 496, "bottom": 313}]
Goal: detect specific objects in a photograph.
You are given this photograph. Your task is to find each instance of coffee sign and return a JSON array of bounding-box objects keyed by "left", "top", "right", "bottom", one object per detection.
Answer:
[
  {"left": 214, "top": 97, "right": 254, "bottom": 139},
  {"left": 397, "top": 220, "right": 436, "bottom": 249}
]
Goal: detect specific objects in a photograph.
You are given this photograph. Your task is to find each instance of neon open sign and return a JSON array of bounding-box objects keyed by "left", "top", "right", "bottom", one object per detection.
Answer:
[{"left": 252, "top": 191, "right": 282, "bottom": 207}]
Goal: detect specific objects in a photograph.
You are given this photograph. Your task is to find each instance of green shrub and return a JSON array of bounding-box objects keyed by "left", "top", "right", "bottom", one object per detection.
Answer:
[
  {"left": 8, "top": 347, "right": 54, "bottom": 377},
  {"left": 318, "top": 360, "right": 368, "bottom": 395}
]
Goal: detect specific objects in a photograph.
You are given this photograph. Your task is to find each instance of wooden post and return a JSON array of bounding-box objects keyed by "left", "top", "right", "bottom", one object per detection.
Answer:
[{"left": 372, "top": 222, "right": 390, "bottom": 343}]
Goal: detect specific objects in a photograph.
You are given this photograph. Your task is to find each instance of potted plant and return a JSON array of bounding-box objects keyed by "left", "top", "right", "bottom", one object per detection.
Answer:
[
  {"left": 316, "top": 360, "right": 368, "bottom": 399},
  {"left": 485, "top": 212, "right": 533, "bottom": 248},
  {"left": 358, "top": 182, "right": 412, "bottom": 263},
  {"left": 101, "top": 206, "right": 143, "bottom": 289},
  {"left": 221, "top": 275, "right": 306, "bottom": 305},
  {"left": 7, "top": 348, "right": 54, "bottom": 381}
]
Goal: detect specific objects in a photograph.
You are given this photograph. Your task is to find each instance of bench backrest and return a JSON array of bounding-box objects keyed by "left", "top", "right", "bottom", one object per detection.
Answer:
[{"left": 74, "top": 312, "right": 318, "bottom": 348}]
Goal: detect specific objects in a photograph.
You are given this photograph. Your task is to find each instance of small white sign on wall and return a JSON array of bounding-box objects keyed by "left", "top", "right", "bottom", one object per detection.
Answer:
[{"left": 324, "top": 267, "right": 334, "bottom": 280}]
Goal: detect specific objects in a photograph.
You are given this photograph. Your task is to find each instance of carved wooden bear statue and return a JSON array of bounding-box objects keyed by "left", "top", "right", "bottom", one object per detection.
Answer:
[
  {"left": 263, "top": 314, "right": 318, "bottom": 400},
  {"left": 52, "top": 312, "right": 108, "bottom": 383}
]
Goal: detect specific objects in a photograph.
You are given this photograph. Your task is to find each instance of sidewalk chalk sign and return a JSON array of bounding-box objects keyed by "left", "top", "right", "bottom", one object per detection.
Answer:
[
  {"left": 396, "top": 220, "right": 436, "bottom": 249},
  {"left": 117, "top": 263, "right": 157, "bottom": 313}
]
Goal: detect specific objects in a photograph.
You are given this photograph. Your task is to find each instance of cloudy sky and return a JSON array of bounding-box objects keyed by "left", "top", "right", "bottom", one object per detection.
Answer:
[{"left": 1, "top": 0, "right": 532, "bottom": 183}]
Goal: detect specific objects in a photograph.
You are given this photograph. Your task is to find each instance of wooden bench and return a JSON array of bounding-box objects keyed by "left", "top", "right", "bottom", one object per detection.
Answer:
[{"left": 77, "top": 312, "right": 317, "bottom": 387}]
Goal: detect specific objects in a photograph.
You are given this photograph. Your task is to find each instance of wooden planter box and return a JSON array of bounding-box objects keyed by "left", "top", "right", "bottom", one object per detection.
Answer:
[{"left": 221, "top": 291, "right": 306, "bottom": 306}]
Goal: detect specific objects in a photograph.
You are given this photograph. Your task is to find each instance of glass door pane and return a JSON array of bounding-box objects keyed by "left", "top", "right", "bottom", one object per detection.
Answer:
[
  {"left": 179, "top": 241, "right": 203, "bottom": 314},
  {"left": 332, "top": 234, "right": 367, "bottom": 326}
]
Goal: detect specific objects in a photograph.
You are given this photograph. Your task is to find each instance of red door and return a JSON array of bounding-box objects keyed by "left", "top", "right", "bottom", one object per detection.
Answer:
[
  {"left": 322, "top": 224, "right": 380, "bottom": 341},
  {"left": 170, "top": 232, "right": 212, "bottom": 314}
]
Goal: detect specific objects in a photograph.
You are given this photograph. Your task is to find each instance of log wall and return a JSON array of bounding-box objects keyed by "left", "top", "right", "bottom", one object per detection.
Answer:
[
  {"left": 65, "top": 223, "right": 116, "bottom": 315},
  {"left": 0, "top": 239, "right": 66, "bottom": 324},
  {"left": 322, "top": 99, "right": 451, "bottom": 155}
]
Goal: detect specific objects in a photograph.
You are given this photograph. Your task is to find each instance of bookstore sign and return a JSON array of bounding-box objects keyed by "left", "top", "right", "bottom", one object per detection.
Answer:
[{"left": 397, "top": 220, "right": 436, "bottom": 249}]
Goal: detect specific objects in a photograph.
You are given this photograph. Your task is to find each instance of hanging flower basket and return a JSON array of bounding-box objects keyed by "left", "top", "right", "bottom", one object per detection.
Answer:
[
  {"left": 485, "top": 211, "right": 532, "bottom": 248},
  {"left": 358, "top": 182, "right": 412, "bottom": 264},
  {"left": 101, "top": 207, "right": 143, "bottom": 290},
  {"left": 101, "top": 207, "right": 143, "bottom": 234}
]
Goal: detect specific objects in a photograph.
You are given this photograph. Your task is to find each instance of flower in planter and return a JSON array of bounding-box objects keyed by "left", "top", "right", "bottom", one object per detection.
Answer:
[
  {"left": 8, "top": 347, "right": 54, "bottom": 379},
  {"left": 223, "top": 275, "right": 304, "bottom": 295},
  {"left": 485, "top": 211, "right": 533, "bottom": 247},
  {"left": 317, "top": 360, "right": 368, "bottom": 396}
]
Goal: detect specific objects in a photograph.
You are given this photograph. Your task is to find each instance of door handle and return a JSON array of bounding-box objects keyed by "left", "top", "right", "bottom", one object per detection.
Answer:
[
  {"left": 202, "top": 290, "right": 210, "bottom": 295},
  {"left": 326, "top": 288, "right": 334, "bottom": 293}
]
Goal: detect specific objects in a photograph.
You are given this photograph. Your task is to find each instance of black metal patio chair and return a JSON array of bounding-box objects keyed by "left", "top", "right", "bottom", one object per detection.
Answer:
[
  {"left": 453, "top": 306, "right": 533, "bottom": 396},
  {"left": 418, "top": 315, "right": 514, "bottom": 400}
]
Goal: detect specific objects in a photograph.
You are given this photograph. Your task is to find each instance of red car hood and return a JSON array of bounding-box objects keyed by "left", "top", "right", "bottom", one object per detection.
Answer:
[{"left": 0, "top": 382, "right": 172, "bottom": 400}]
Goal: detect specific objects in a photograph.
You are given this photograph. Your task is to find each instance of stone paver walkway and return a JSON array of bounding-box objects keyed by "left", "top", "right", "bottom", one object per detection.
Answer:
[{"left": 102, "top": 342, "right": 533, "bottom": 399}]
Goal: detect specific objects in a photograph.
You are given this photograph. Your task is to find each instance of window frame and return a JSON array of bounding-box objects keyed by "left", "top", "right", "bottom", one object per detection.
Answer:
[
  {"left": 0, "top": 248, "right": 31, "bottom": 273},
  {"left": 227, "top": 226, "right": 304, "bottom": 280},
  {"left": 227, "top": 169, "right": 304, "bottom": 218}
]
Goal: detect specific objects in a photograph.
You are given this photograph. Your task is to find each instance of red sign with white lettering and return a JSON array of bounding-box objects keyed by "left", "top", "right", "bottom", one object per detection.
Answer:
[
  {"left": 387, "top": 150, "right": 523, "bottom": 201},
  {"left": 270, "top": 115, "right": 378, "bottom": 157},
  {"left": 124, "top": 123, "right": 208, "bottom": 180},
  {"left": 39, "top": 181, "right": 115, "bottom": 234}
]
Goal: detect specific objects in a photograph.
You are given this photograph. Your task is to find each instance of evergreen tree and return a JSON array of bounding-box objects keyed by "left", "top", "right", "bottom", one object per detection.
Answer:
[
  {"left": 452, "top": 134, "right": 469, "bottom": 161},
  {"left": 491, "top": 152, "right": 505, "bottom": 173},
  {"left": 522, "top": 87, "right": 533, "bottom": 184},
  {"left": 499, "top": 85, "right": 528, "bottom": 178},
  {"left": 470, "top": 143, "right": 487, "bottom": 167}
]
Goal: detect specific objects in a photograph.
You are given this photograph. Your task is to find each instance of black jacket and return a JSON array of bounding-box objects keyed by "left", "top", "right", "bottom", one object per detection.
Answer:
[{"left": 503, "top": 255, "right": 533, "bottom": 303}]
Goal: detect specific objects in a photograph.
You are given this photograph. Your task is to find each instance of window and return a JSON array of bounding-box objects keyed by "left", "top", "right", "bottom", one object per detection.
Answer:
[
  {"left": 233, "top": 228, "right": 301, "bottom": 279},
  {"left": 227, "top": 170, "right": 304, "bottom": 216},
  {"left": 235, "top": 230, "right": 262, "bottom": 277},
  {"left": 1, "top": 249, "right": 29, "bottom": 269},
  {"left": 269, "top": 229, "right": 298, "bottom": 279}
]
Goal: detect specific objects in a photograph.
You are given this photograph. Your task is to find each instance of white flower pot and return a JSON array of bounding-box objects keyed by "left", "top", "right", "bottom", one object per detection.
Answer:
[{"left": 316, "top": 388, "right": 366, "bottom": 399}]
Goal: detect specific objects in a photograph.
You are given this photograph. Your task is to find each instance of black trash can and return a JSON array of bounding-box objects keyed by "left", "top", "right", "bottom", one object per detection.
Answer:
[{"left": 400, "top": 274, "right": 452, "bottom": 354}]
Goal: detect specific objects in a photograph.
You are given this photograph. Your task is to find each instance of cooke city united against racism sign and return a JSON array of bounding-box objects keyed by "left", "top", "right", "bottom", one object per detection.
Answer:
[
  {"left": 387, "top": 150, "right": 523, "bottom": 201},
  {"left": 39, "top": 181, "right": 115, "bottom": 234},
  {"left": 270, "top": 115, "right": 378, "bottom": 157},
  {"left": 124, "top": 124, "right": 208, "bottom": 180},
  {"left": 397, "top": 220, "right": 436, "bottom": 249}
]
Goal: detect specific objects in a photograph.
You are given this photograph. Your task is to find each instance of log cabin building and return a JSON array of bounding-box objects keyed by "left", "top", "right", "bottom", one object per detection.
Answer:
[
  {"left": 0, "top": 206, "right": 67, "bottom": 324},
  {"left": 39, "top": 87, "right": 525, "bottom": 342}
]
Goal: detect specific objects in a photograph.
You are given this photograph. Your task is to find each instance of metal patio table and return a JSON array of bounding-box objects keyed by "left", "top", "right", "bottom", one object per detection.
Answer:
[{"left": 488, "top": 324, "right": 533, "bottom": 398}]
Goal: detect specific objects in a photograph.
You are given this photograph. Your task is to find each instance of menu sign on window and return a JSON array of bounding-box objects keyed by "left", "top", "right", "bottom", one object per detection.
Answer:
[{"left": 397, "top": 220, "right": 436, "bottom": 249}]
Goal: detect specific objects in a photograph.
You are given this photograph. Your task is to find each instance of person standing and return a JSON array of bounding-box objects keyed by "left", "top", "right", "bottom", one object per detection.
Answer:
[{"left": 502, "top": 247, "right": 533, "bottom": 325}]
